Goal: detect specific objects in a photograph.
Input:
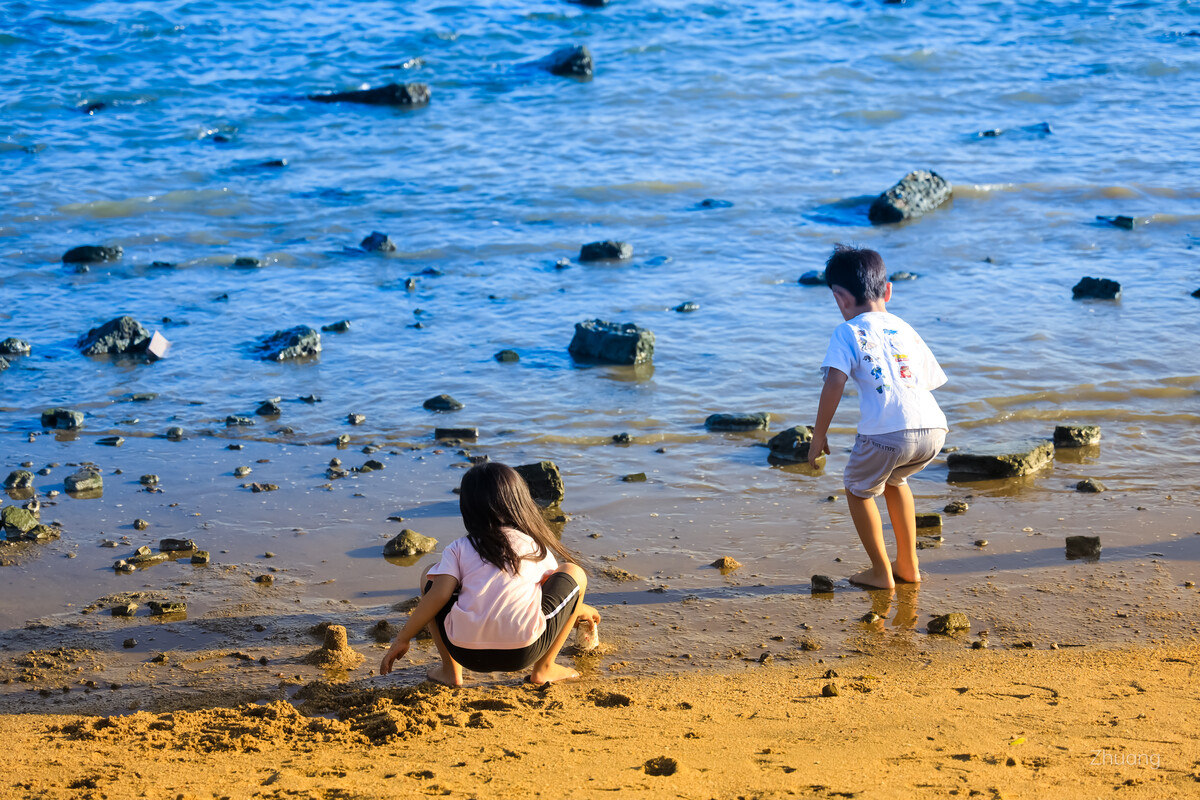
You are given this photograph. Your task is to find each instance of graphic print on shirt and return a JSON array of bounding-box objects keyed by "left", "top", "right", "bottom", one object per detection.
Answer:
[{"left": 854, "top": 324, "right": 922, "bottom": 395}]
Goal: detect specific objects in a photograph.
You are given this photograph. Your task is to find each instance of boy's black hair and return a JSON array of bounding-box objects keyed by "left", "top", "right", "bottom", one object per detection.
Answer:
[{"left": 825, "top": 244, "right": 887, "bottom": 304}]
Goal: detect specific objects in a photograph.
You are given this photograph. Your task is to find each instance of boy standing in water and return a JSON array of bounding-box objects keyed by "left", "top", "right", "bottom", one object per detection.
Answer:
[{"left": 808, "top": 245, "right": 948, "bottom": 589}]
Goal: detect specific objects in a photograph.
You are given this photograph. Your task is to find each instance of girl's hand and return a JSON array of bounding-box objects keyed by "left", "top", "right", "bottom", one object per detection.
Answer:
[
  {"left": 379, "top": 637, "right": 411, "bottom": 676},
  {"left": 578, "top": 603, "right": 601, "bottom": 625},
  {"left": 808, "top": 432, "right": 829, "bottom": 469}
]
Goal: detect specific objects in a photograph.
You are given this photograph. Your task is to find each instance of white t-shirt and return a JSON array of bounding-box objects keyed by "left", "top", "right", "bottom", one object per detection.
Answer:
[
  {"left": 426, "top": 528, "right": 558, "bottom": 650},
  {"left": 821, "top": 311, "right": 948, "bottom": 435}
]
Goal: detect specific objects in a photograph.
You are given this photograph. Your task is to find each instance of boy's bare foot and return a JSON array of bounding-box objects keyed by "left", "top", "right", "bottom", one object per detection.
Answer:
[
  {"left": 527, "top": 662, "right": 580, "bottom": 686},
  {"left": 425, "top": 663, "right": 463, "bottom": 687},
  {"left": 890, "top": 560, "right": 921, "bottom": 583},
  {"left": 848, "top": 567, "right": 895, "bottom": 590}
]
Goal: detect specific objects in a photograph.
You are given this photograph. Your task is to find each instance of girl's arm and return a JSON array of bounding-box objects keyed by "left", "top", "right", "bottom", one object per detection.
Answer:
[
  {"left": 809, "top": 368, "right": 847, "bottom": 468},
  {"left": 379, "top": 574, "right": 459, "bottom": 675}
]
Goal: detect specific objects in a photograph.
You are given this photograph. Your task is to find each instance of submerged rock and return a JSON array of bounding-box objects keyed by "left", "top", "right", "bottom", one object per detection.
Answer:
[
  {"left": 423, "top": 394, "right": 464, "bottom": 412},
  {"left": 62, "top": 245, "right": 123, "bottom": 264},
  {"left": 1096, "top": 215, "right": 1136, "bottom": 230},
  {"left": 569, "top": 319, "right": 655, "bottom": 365},
  {"left": 255, "top": 401, "right": 281, "bottom": 416},
  {"left": 494, "top": 349, "right": 519, "bottom": 363},
  {"left": 946, "top": 440, "right": 1054, "bottom": 480},
  {"left": 64, "top": 469, "right": 103, "bottom": 493},
  {"left": 706, "top": 412, "right": 770, "bottom": 431},
  {"left": 1054, "top": 424, "right": 1101, "bottom": 447},
  {"left": 1065, "top": 535, "right": 1101, "bottom": 559},
  {"left": 78, "top": 316, "right": 152, "bottom": 356},
  {"left": 303, "top": 624, "right": 364, "bottom": 669},
  {"left": 1072, "top": 277, "right": 1121, "bottom": 300},
  {"left": 0, "top": 338, "right": 30, "bottom": 356},
  {"left": 1075, "top": 478, "right": 1106, "bottom": 493},
  {"left": 515, "top": 461, "right": 565, "bottom": 506},
  {"left": 868, "top": 170, "right": 952, "bottom": 225},
  {"left": 4, "top": 470, "right": 34, "bottom": 489},
  {"left": 673, "top": 302, "right": 700, "bottom": 313},
  {"left": 308, "top": 83, "right": 430, "bottom": 107},
  {"left": 40, "top": 408, "right": 84, "bottom": 430},
  {"left": 811, "top": 574, "right": 836, "bottom": 594},
  {"left": 435, "top": 427, "right": 477, "bottom": 441},
  {"left": 621, "top": 472, "right": 647, "bottom": 483},
  {"left": 798, "top": 270, "right": 826, "bottom": 286},
  {"left": 255, "top": 326, "right": 321, "bottom": 361},
  {"left": 890, "top": 271, "right": 919, "bottom": 281},
  {"left": 360, "top": 231, "right": 396, "bottom": 252},
  {"left": 545, "top": 44, "right": 593, "bottom": 77},
  {"left": 696, "top": 198, "right": 733, "bottom": 209},
  {"left": 384, "top": 529, "right": 437, "bottom": 557},
  {"left": 579, "top": 241, "right": 633, "bottom": 261},
  {"left": 321, "top": 320, "right": 351, "bottom": 333},
  {"left": 165, "top": 426, "right": 184, "bottom": 440},
  {"left": 233, "top": 256, "right": 262, "bottom": 268},
  {"left": 928, "top": 612, "right": 970, "bottom": 634}
]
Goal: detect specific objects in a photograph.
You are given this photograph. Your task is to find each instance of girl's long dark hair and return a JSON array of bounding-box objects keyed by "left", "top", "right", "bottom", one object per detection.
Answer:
[{"left": 459, "top": 462, "right": 574, "bottom": 574}]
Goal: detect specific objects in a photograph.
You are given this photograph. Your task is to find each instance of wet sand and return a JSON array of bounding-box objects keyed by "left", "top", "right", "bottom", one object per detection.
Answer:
[{"left": 4, "top": 643, "right": 1199, "bottom": 799}]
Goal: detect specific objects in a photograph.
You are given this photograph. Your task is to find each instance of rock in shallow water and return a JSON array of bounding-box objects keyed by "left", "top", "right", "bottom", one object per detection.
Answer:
[
  {"left": 514, "top": 461, "right": 565, "bottom": 506},
  {"left": 360, "top": 231, "right": 396, "bottom": 252},
  {"left": 868, "top": 170, "right": 952, "bottom": 225},
  {"left": 706, "top": 412, "right": 770, "bottom": 431},
  {"left": 0, "top": 337, "right": 30, "bottom": 356},
  {"left": 64, "top": 470, "right": 103, "bottom": 493},
  {"left": 255, "top": 326, "right": 321, "bottom": 361},
  {"left": 579, "top": 240, "right": 633, "bottom": 261},
  {"left": 1075, "top": 478, "right": 1106, "bottom": 493},
  {"left": 4, "top": 470, "right": 34, "bottom": 489},
  {"left": 1054, "top": 424, "right": 1101, "bottom": 447},
  {"left": 944, "top": 499, "right": 969, "bottom": 514},
  {"left": 308, "top": 82, "right": 430, "bottom": 106},
  {"left": 946, "top": 440, "right": 1054, "bottom": 480},
  {"left": 494, "top": 349, "right": 519, "bottom": 363},
  {"left": 1072, "top": 276, "right": 1121, "bottom": 300},
  {"left": 1065, "top": 535, "right": 1101, "bottom": 559},
  {"left": 423, "top": 394, "right": 464, "bottom": 411},
  {"left": 569, "top": 319, "right": 655, "bottom": 365},
  {"left": 798, "top": 270, "right": 825, "bottom": 286},
  {"left": 383, "top": 529, "right": 437, "bottom": 557},
  {"left": 321, "top": 320, "right": 351, "bottom": 333},
  {"left": 62, "top": 244, "right": 123, "bottom": 263},
  {"left": 811, "top": 574, "right": 836, "bottom": 593},
  {"left": 544, "top": 44, "right": 593, "bottom": 77},
  {"left": 40, "top": 407, "right": 84, "bottom": 430},
  {"left": 78, "top": 316, "right": 152, "bottom": 356},
  {"left": 915, "top": 512, "right": 943, "bottom": 528},
  {"left": 928, "top": 613, "right": 970, "bottom": 634}
]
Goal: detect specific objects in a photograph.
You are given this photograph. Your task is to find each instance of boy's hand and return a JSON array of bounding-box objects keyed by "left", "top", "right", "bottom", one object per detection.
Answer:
[
  {"left": 808, "top": 432, "right": 829, "bottom": 469},
  {"left": 379, "top": 636, "right": 411, "bottom": 676},
  {"left": 577, "top": 603, "right": 601, "bottom": 625}
]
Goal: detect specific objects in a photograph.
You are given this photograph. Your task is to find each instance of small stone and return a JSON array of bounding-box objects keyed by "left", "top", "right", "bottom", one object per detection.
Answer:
[
  {"left": 944, "top": 500, "right": 969, "bottom": 514},
  {"left": 4, "top": 470, "right": 34, "bottom": 490},
  {"left": 545, "top": 44, "right": 593, "bottom": 77},
  {"left": 148, "top": 601, "right": 186, "bottom": 616},
  {"left": 811, "top": 575, "right": 836, "bottom": 593},
  {"left": 928, "top": 613, "right": 970, "bottom": 635},
  {"left": 1072, "top": 277, "right": 1121, "bottom": 300},
  {"left": 915, "top": 512, "right": 942, "bottom": 528},
  {"left": 139, "top": 474, "right": 159, "bottom": 486},
  {"left": 946, "top": 440, "right": 1055, "bottom": 480},
  {"left": 254, "top": 574, "right": 274, "bottom": 585},
  {"left": 233, "top": 256, "right": 262, "bottom": 268},
  {"left": 123, "top": 638, "right": 136, "bottom": 648},
  {"left": 62, "top": 245, "right": 122, "bottom": 264},
  {"left": 705, "top": 412, "right": 770, "bottom": 431},
  {"left": 860, "top": 611, "right": 881, "bottom": 623},
  {"left": 0, "top": 337, "right": 31, "bottom": 356},
  {"left": 40, "top": 408, "right": 85, "bottom": 430},
  {"left": 711, "top": 556, "right": 742, "bottom": 572},
  {"left": 494, "top": 349, "right": 519, "bottom": 363},
  {"left": 673, "top": 301, "right": 699, "bottom": 313},
  {"left": 160, "top": 538, "right": 197, "bottom": 552},
  {"left": 1053, "top": 424, "right": 1101, "bottom": 447},
  {"left": 642, "top": 756, "right": 678, "bottom": 777},
  {"left": 974, "top": 539, "right": 989, "bottom": 548},
  {"left": 767, "top": 426, "right": 815, "bottom": 463},
  {"left": 347, "top": 413, "right": 366, "bottom": 426},
  {"left": 336, "top": 434, "right": 351, "bottom": 446},
  {"left": 1065, "top": 535, "right": 1102, "bottom": 559},
  {"left": 579, "top": 240, "right": 633, "bottom": 261},
  {"left": 972, "top": 639, "right": 988, "bottom": 649},
  {"left": 111, "top": 603, "right": 138, "bottom": 617},
  {"left": 255, "top": 401, "right": 281, "bottom": 416},
  {"left": 166, "top": 427, "right": 184, "bottom": 440},
  {"left": 612, "top": 432, "right": 633, "bottom": 444},
  {"left": 113, "top": 559, "right": 135, "bottom": 573},
  {"left": 798, "top": 270, "right": 825, "bottom": 286},
  {"left": 821, "top": 683, "right": 839, "bottom": 697},
  {"left": 621, "top": 472, "right": 647, "bottom": 483},
  {"left": 64, "top": 470, "right": 103, "bottom": 494},
  {"left": 133, "top": 519, "right": 149, "bottom": 531},
  {"left": 384, "top": 529, "right": 438, "bottom": 557},
  {"left": 308, "top": 82, "right": 430, "bottom": 107},
  {"left": 1075, "top": 478, "right": 1106, "bottom": 493},
  {"left": 697, "top": 198, "right": 733, "bottom": 209},
  {"left": 321, "top": 320, "right": 352, "bottom": 333},
  {"left": 889, "top": 271, "right": 919, "bottom": 281},
  {"left": 360, "top": 231, "right": 396, "bottom": 252},
  {"left": 249, "top": 483, "right": 279, "bottom": 493},
  {"left": 1096, "top": 215, "right": 1136, "bottom": 230},
  {"left": 869, "top": 170, "right": 952, "bottom": 225},
  {"left": 226, "top": 415, "right": 254, "bottom": 427},
  {"left": 423, "top": 394, "right": 464, "bottom": 412},
  {"left": 514, "top": 461, "right": 565, "bottom": 507},
  {"left": 191, "top": 550, "right": 210, "bottom": 564},
  {"left": 358, "top": 459, "right": 385, "bottom": 472},
  {"left": 255, "top": 326, "right": 321, "bottom": 361},
  {"left": 435, "top": 427, "right": 477, "bottom": 441}
]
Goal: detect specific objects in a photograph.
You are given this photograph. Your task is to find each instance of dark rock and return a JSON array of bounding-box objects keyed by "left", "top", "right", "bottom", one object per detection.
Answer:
[
  {"left": 4, "top": 470, "right": 34, "bottom": 489},
  {"left": 381, "top": 57, "right": 425, "bottom": 69},
  {"left": 1096, "top": 215, "right": 1136, "bottom": 230},
  {"left": 1065, "top": 535, "right": 1101, "bottom": 559},
  {"left": 766, "top": 426, "right": 814, "bottom": 462},
  {"left": 255, "top": 326, "right": 321, "bottom": 361},
  {"left": 361, "top": 231, "right": 396, "bottom": 252},
  {"left": 64, "top": 470, "right": 103, "bottom": 493},
  {"left": 112, "top": 603, "right": 137, "bottom": 617},
  {"left": 515, "top": 461, "right": 565, "bottom": 506},
  {"left": 423, "top": 394, "right": 464, "bottom": 412},
  {"left": 191, "top": 550, "right": 210, "bottom": 564},
  {"left": 798, "top": 270, "right": 825, "bottom": 286},
  {"left": 545, "top": 44, "right": 593, "bottom": 77},
  {"left": 253, "top": 574, "right": 274, "bottom": 584},
  {"left": 915, "top": 512, "right": 942, "bottom": 528},
  {"left": 160, "top": 538, "right": 196, "bottom": 552},
  {"left": 347, "top": 413, "right": 366, "bottom": 425},
  {"left": 697, "top": 198, "right": 733, "bottom": 209},
  {"left": 165, "top": 426, "right": 184, "bottom": 440},
  {"left": 97, "top": 436, "right": 124, "bottom": 447},
  {"left": 1072, "top": 277, "right": 1120, "bottom": 300},
  {"left": 1192, "top": 287, "right": 1200, "bottom": 299},
  {"left": 308, "top": 83, "right": 430, "bottom": 106},
  {"left": 821, "top": 683, "right": 839, "bottom": 697},
  {"left": 860, "top": 611, "right": 881, "bottom": 623},
  {"left": 403, "top": 277, "right": 417, "bottom": 291},
  {"left": 148, "top": 601, "right": 186, "bottom": 616},
  {"left": 1054, "top": 424, "right": 1101, "bottom": 447},
  {"left": 435, "top": 427, "right": 478, "bottom": 441},
  {"left": 1075, "top": 478, "right": 1106, "bottom": 493},
  {"left": 612, "top": 432, "right": 633, "bottom": 444},
  {"left": 946, "top": 440, "right": 1054, "bottom": 480},
  {"left": 384, "top": 529, "right": 437, "bottom": 557},
  {"left": 673, "top": 302, "right": 699, "bottom": 313},
  {"left": 706, "top": 412, "right": 769, "bottom": 431},
  {"left": 233, "top": 257, "right": 262, "bottom": 268},
  {"left": 811, "top": 574, "right": 836, "bottom": 593},
  {"left": 928, "top": 612, "right": 970, "bottom": 634},
  {"left": 642, "top": 756, "right": 678, "bottom": 777},
  {"left": 622, "top": 472, "right": 647, "bottom": 483},
  {"left": 129, "top": 393, "right": 157, "bottom": 402},
  {"left": 249, "top": 483, "right": 278, "bottom": 493},
  {"left": 40, "top": 408, "right": 84, "bottom": 430},
  {"left": 494, "top": 349, "right": 520, "bottom": 363},
  {"left": 256, "top": 401, "right": 281, "bottom": 416},
  {"left": 130, "top": 547, "right": 168, "bottom": 566},
  {"left": 62, "top": 245, "right": 122, "bottom": 264},
  {"left": 259, "top": 158, "right": 288, "bottom": 168},
  {"left": 0, "top": 357, "right": 7, "bottom": 371},
  {"left": 944, "top": 500, "right": 969, "bottom": 514},
  {"left": 579, "top": 241, "right": 633, "bottom": 261},
  {"left": 569, "top": 319, "right": 655, "bottom": 365},
  {"left": 889, "top": 271, "right": 919, "bottom": 281},
  {"left": 78, "top": 316, "right": 152, "bottom": 356},
  {"left": 226, "top": 415, "right": 254, "bottom": 426},
  {"left": 359, "top": 459, "right": 385, "bottom": 472},
  {"left": 868, "top": 170, "right": 952, "bottom": 225},
  {"left": 321, "top": 320, "right": 351, "bottom": 333},
  {"left": 0, "top": 338, "right": 30, "bottom": 356}
]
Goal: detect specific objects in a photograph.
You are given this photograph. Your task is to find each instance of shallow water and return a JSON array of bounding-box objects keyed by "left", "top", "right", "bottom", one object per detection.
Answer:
[{"left": 2, "top": 1, "right": 1200, "bottom": 676}]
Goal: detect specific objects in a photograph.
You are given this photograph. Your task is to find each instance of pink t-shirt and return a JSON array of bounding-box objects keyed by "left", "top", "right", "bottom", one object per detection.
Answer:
[{"left": 427, "top": 528, "right": 558, "bottom": 650}]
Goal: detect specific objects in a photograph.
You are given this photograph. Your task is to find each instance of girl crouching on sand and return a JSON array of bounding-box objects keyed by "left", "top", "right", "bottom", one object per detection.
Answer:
[{"left": 380, "top": 461, "right": 600, "bottom": 686}]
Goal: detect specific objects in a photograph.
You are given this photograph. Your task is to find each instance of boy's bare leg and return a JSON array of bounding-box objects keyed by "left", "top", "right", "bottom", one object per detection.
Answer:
[
  {"left": 883, "top": 482, "right": 921, "bottom": 583},
  {"left": 529, "top": 564, "right": 589, "bottom": 685},
  {"left": 845, "top": 492, "right": 896, "bottom": 590},
  {"left": 418, "top": 565, "right": 463, "bottom": 687}
]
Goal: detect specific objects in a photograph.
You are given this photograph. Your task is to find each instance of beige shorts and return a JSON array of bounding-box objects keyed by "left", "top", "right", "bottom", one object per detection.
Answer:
[{"left": 843, "top": 428, "right": 947, "bottom": 498}]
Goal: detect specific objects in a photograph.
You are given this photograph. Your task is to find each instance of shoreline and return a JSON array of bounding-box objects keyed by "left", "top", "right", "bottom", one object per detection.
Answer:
[{"left": 4, "top": 641, "right": 1198, "bottom": 799}]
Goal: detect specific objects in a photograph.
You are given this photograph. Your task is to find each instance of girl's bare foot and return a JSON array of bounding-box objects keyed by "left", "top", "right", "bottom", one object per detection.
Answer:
[
  {"left": 425, "top": 663, "right": 463, "bottom": 687},
  {"left": 890, "top": 560, "right": 921, "bottom": 583},
  {"left": 528, "top": 662, "right": 580, "bottom": 685},
  {"left": 848, "top": 567, "right": 895, "bottom": 590}
]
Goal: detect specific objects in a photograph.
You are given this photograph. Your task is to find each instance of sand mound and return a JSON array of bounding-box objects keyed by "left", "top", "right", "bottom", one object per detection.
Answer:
[{"left": 302, "top": 624, "right": 363, "bottom": 669}]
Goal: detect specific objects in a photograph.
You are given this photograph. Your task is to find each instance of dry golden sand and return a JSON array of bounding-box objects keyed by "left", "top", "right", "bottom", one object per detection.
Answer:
[{"left": 3, "top": 644, "right": 1198, "bottom": 799}]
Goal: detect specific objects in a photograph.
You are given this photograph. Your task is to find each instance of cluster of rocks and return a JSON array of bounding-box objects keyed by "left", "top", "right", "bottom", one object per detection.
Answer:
[{"left": 112, "top": 537, "right": 206, "bottom": 574}]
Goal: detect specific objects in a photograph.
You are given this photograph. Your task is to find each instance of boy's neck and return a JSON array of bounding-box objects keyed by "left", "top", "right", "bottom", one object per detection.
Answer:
[{"left": 842, "top": 299, "right": 888, "bottom": 321}]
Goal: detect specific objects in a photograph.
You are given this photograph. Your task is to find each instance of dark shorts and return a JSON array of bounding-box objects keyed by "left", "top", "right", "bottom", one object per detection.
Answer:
[{"left": 423, "top": 571, "right": 581, "bottom": 674}]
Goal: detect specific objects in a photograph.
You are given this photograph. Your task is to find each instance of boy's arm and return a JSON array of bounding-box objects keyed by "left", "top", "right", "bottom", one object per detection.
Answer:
[
  {"left": 379, "top": 574, "right": 459, "bottom": 675},
  {"left": 809, "top": 368, "right": 848, "bottom": 468}
]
